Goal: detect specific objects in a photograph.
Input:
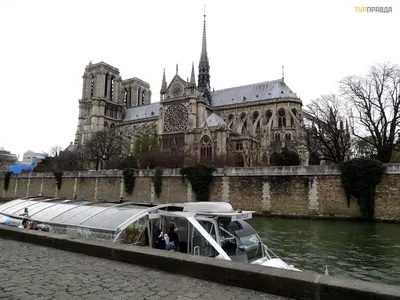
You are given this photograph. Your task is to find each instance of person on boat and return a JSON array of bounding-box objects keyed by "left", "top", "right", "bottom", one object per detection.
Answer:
[
  {"left": 168, "top": 224, "right": 179, "bottom": 251},
  {"left": 21, "top": 219, "right": 30, "bottom": 228},
  {"left": 154, "top": 229, "right": 166, "bottom": 250}
]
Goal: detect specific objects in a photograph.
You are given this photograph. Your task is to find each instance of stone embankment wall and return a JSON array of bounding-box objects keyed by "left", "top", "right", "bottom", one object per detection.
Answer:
[{"left": 1, "top": 165, "right": 400, "bottom": 221}]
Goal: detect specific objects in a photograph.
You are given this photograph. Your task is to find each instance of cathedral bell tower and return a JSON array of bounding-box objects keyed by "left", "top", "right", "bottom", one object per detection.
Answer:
[
  {"left": 198, "top": 12, "right": 212, "bottom": 104},
  {"left": 75, "top": 61, "right": 122, "bottom": 145}
]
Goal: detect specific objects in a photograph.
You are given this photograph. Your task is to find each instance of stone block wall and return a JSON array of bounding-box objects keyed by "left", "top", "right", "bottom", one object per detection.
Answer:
[{"left": 1, "top": 165, "right": 400, "bottom": 221}]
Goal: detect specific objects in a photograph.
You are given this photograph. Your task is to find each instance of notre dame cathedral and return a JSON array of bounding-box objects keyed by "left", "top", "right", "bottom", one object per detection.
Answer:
[{"left": 73, "top": 14, "right": 311, "bottom": 167}]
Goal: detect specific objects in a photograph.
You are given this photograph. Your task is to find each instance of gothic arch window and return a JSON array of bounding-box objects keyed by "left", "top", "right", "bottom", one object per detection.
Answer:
[
  {"left": 262, "top": 153, "right": 269, "bottom": 166},
  {"left": 252, "top": 111, "right": 260, "bottom": 132},
  {"left": 269, "top": 151, "right": 280, "bottom": 166},
  {"left": 104, "top": 122, "right": 109, "bottom": 128},
  {"left": 137, "top": 87, "right": 141, "bottom": 106},
  {"left": 265, "top": 110, "right": 273, "bottom": 126},
  {"left": 104, "top": 73, "right": 109, "bottom": 98},
  {"left": 236, "top": 154, "right": 244, "bottom": 167},
  {"left": 90, "top": 74, "right": 95, "bottom": 98},
  {"left": 278, "top": 108, "right": 286, "bottom": 127},
  {"left": 142, "top": 89, "right": 146, "bottom": 105},
  {"left": 275, "top": 132, "right": 281, "bottom": 141},
  {"left": 285, "top": 133, "right": 291, "bottom": 141},
  {"left": 240, "top": 112, "right": 247, "bottom": 134},
  {"left": 200, "top": 135, "right": 212, "bottom": 162},
  {"left": 291, "top": 108, "right": 297, "bottom": 127},
  {"left": 110, "top": 76, "right": 114, "bottom": 101},
  {"left": 124, "top": 88, "right": 128, "bottom": 108},
  {"left": 227, "top": 114, "right": 234, "bottom": 129},
  {"left": 110, "top": 123, "right": 115, "bottom": 130},
  {"left": 128, "top": 87, "right": 132, "bottom": 108}
]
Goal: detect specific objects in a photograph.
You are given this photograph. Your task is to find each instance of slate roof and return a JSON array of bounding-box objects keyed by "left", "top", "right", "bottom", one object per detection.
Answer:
[
  {"left": 199, "top": 112, "right": 226, "bottom": 128},
  {"left": 64, "top": 143, "right": 80, "bottom": 152},
  {"left": 123, "top": 103, "right": 160, "bottom": 122},
  {"left": 211, "top": 79, "right": 299, "bottom": 107}
]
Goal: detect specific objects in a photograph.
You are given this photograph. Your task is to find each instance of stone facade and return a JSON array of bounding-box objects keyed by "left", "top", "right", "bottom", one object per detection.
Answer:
[
  {"left": 1, "top": 165, "right": 400, "bottom": 221},
  {"left": 72, "top": 15, "right": 309, "bottom": 167}
]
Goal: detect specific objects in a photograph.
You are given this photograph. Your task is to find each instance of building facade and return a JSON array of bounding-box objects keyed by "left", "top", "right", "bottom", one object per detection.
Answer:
[
  {"left": 73, "top": 15, "right": 309, "bottom": 167},
  {"left": 21, "top": 150, "right": 46, "bottom": 166},
  {"left": 0, "top": 148, "right": 18, "bottom": 171}
]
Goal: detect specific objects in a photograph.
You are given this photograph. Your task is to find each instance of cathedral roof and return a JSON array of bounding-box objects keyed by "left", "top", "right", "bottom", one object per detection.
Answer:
[
  {"left": 211, "top": 79, "right": 299, "bottom": 107},
  {"left": 124, "top": 103, "right": 160, "bottom": 122},
  {"left": 199, "top": 112, "right": 226, "bottom": 128},
  {"left": 64, "top": 142, "right": 80, "bottom": 152}
]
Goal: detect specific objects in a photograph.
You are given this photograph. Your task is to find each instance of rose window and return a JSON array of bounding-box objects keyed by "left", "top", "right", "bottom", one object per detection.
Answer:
[{"left": 164, "top": 104, "right": 189, "bottom": 132}]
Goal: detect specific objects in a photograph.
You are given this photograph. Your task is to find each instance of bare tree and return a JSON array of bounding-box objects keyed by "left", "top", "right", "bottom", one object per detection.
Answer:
[
  {"left": 49, "top": 145, "right": 63, "bottom": 157},
  {"left": 340, "top": 62, "right": 400, "bottom": 163},
  {"left": 54, "top": 151, "right": 86, "bottom": 171},
  {"left": 303, "top": 93, "right": 351, "bottom": 164},
  {"left": 84, "top": 129, "right": 124, "bottom": 170},
  {"left": 352, "top": 136, "right": 378, "bottom": 159}
]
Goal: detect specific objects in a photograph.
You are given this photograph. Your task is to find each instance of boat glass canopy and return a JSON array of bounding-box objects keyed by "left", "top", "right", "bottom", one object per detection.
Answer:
[{"left": 0, "top": 197, "right": 154, "bottom": 236}]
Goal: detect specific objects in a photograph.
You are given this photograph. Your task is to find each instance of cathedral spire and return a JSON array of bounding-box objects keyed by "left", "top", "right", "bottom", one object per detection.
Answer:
[
  {"left": 190, "top": 61, "right": 196, "bottom": 86},
  {"left": 161, "top": 68, "right": 167, "bottom": 93},
  {"left": 198, "top": 6, "right": 211, "bottom": 103},
  {"left": 200, "top": 5, "right": 208, "bottom": 64}
]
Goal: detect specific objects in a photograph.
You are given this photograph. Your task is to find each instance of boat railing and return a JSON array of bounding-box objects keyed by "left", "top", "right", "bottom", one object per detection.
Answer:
[{"left": 263, "top": 244, "right": 279, "bottom": 260}]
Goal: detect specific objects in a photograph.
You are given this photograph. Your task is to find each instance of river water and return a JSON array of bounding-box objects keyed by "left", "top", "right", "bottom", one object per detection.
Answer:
[{"left": 247, "top": 217, "right": 400, "bottom": 286}]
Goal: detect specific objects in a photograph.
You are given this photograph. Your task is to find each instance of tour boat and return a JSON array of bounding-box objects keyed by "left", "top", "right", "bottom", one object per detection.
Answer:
[{"left": 0, "top": 196, "right": 300, "bottom": 272}]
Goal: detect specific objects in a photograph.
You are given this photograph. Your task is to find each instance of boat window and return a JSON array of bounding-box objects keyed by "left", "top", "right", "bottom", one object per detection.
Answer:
[
  {"left": 118, "top": 218, "right": 148, "bottom": 245},
  {"left": 0, "top": 200, "right": 27, "bottom": 213},
  {"left": 238, "top": 234, "right": 263, "bottom": 263},
  {"left": 51, "top": 206, "right": 105, "bottom": 224},
  {"left": 219, "top": 220, "right": 264, "bottom": 263},
  {"left": 12, "top": 202, "right": 59, "bottom": 217},
  {"left": 38, "top": 204, "right": 92, "bottom": 222},
  {"left": 152, "top": 216, "right": 190, "bottom": 253},
  {"left": 1, "top": 200, "right": 42, "bottom": 215}
]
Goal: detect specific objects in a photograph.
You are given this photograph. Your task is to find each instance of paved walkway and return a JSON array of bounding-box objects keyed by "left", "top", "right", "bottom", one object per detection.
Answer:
[{"left": 0, "top": 238, "right": 293, "bottom": 300}]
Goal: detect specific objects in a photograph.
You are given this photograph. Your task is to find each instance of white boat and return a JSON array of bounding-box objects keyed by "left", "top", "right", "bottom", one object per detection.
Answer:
[{"left": 0, "top": 197, "right": 300, "bottom": 272}]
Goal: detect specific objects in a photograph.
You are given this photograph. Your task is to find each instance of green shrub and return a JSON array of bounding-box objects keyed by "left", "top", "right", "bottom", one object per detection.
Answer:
[
  {"left": 54, "top": 171, "right": 63, "bottom": 190},
  {"left": 339, "top": 158, "right": 386, "bottom": 220},
  {"left": 4, "top": 171, "right": 12, "bottom": 191},
  {"left": 280, "top": 147, "right": 301, "bottom": 166},
  {"left": 180, "top": 165, "right": 216, "bottom": 201},
  {"left": 152, "top": 168, "right": 163, "bottom": 199},
  {"left": 123, "top": 168, "right": 136, "bottom": 195}
]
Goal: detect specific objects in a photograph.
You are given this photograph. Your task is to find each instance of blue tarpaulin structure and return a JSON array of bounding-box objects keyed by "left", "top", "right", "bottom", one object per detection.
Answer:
[{"left": 9, "top": 164, "right": 35, "bottom": 174}]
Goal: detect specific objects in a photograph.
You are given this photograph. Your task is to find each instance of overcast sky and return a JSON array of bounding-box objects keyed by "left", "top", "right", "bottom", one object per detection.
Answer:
[{"left": 0, "top": 0, "right": 399, "bottom": 159}]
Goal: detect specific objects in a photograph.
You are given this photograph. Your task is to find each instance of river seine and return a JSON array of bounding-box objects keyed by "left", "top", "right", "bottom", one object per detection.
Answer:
[{"left": 248, "top": 217, "right": 400, "bottom": 286}]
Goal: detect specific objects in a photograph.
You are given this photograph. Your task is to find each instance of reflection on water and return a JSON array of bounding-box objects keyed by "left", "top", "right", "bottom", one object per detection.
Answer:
[{"left": 247, "top": 217, "right": 400, "bottom": 286}]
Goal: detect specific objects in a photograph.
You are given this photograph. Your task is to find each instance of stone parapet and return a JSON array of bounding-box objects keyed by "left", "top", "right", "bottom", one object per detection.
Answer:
[
  {"left": 1, "top": 164, "right": 400, "bottom": 221},
  {"left": 2, "top": 164, "right": 400, "bottom": 179}
]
